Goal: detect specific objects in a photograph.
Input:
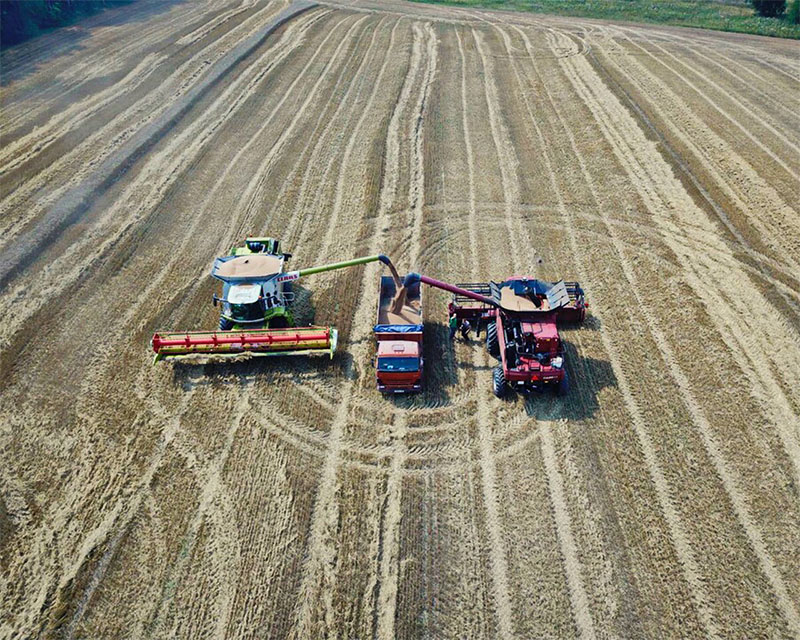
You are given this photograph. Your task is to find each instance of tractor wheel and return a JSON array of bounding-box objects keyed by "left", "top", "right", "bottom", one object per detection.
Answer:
[
  {"left": 557, "top": 369, "right": 569, "bottom": 396},
  {"left": 269, "top": 315, "right": 289, "bottom": 329},
  {"left": 492, "top": 365, "right": 506, "bottom": 398},
  {"left": 219, "top": 316, "right": 234, "bottom": 331},
  {"left": 486, "top": 321, "right": 499, "bottom": 358}
]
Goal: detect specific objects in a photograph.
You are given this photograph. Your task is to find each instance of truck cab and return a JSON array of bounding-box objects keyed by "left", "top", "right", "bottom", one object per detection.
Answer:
[{"left": 376, "top": 340, "right": 422, "bottom": 393}]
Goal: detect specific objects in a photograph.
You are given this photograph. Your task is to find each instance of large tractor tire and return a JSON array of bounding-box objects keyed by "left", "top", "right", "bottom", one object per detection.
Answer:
[
  {"left": 219, "top": 316, "right": 234, "bottom": 331},
  {"left": 269, "top": 314, "right": 289, "bottom": 329},
  {"left": 486, "top": 321, "right": 500, "bottom": 358},
  {"left": 492, "top": 365, "right": 506, "bottom": 398},
  {"left": 557, "top": 369, "right": 569, "bottom": 396}
]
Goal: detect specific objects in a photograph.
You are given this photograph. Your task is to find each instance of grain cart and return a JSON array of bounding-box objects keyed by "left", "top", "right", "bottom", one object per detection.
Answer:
[
  {"left": 151, "top": 238, "right": 400, "bottom": 362},
  {"left": 374, "top": 275, "right": 423, "bottom": 393},
  {"left": 403, "top": 273, "right": 586, "bottom": 397}
]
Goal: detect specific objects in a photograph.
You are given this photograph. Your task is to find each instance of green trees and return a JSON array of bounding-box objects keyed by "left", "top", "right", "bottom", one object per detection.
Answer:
[
  {"left": 1, "top": 1, "right": 133, "bottom": 49},
  {"left": 751, "top": 0, "right": 787, "bottom": 17},
  {"left": 789, "top": 0, "right": 800, "bottom": 24}
]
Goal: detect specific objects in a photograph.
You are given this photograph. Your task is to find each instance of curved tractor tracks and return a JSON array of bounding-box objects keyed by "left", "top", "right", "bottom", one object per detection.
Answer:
[{"left": 1, "top": 0, "right": 800, "bottom": 638}]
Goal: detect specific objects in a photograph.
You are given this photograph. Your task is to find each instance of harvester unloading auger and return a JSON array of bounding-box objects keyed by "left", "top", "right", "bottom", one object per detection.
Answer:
[{"left": 151, "top": 237, "right": 401, "bottom": 362}]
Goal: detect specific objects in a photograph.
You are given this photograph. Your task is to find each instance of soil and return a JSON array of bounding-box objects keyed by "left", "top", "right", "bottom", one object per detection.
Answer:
[{"left": 2, "top": 0, "right": 799, "bottom": 638}]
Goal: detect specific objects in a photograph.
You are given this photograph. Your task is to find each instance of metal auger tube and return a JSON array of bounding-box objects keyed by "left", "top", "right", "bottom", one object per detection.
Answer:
[
  {"left": 275, "top": 254, "right": 401, "bottom": 286},
  {"left": 404, "top": 273, "right": 497, "bottom": 307}
]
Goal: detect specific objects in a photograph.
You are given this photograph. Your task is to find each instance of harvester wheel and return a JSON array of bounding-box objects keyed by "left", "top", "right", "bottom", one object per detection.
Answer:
[
  {"left": 269, "top": 315, "right": 289, "bottom": 329},
  {"left": 557, "top": 370, "right": 569, "bottom": 396},
  {"left": 219, "top": 316, "right": 234, "bottom": 331},
  {"left": 486, "top": 321, "right": 499, "bottom": 358},
  {"left": 492, "top": 365, "right": 506, "bottom": 398}
]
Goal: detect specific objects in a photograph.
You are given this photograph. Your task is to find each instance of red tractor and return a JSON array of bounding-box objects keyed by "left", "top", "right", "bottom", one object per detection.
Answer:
[{"left": 403, "top": 274, "right": 586, "bottom": 397}]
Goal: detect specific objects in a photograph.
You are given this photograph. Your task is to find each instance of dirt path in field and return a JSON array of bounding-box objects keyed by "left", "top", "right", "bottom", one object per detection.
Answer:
[{"left": 2, "top": 0, "right": 799, "bottom": 637}]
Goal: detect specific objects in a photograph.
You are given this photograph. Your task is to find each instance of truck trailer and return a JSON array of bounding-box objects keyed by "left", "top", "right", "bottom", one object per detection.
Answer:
[{"left": 374, "top": 275, "right": 423, "bottom": 393}]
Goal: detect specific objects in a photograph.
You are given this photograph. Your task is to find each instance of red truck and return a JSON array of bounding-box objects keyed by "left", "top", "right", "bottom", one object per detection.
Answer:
[{"left": 374, "top": 275, "right": 423, "bottom": 393}]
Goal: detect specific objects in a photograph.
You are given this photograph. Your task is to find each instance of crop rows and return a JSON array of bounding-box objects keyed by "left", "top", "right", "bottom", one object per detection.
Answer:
[{"left": 1, "top": 0, "right": 798, "bottom": 637}]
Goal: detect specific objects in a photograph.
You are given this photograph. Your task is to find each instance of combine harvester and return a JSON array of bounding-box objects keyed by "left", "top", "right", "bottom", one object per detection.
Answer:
[
  {"left": 151, "top": 237, "right": 399, "bottom": 362},
  {"left": 403, "top": 273, "right": 586, "bottom": 397}
]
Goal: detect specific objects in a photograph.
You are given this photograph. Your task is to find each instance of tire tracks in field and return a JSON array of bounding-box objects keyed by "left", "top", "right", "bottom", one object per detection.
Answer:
[
  {"left": 0, "top": 5, "right": 326, "bottom": 355},
  {"left": 0, "top": 0, "right": 213, "bottom": 129},
  {"left": 21, "top": 377, "right": 198, "bottom": 638},
  {"left": 313, "top": 14, "right": 397, "bottom": 256},
  {"left": 175, "top": 0, "right": 263, "bottom": 47},
  {"left": 582, "top": 30, "right": 800, "bottom": 445},
  {"left": 2, "top": 6, "right": 332, "bottom": 633},
  {"left": 0, "top": 0, "right": 242, "bottom": 172},
  {"left": 636, "top": 31, "right": 800, "bottom": 129},
  {"left": 402, "top": 23, "right": 438, "bottom": 270},
  {"left": 580, "top": 27, "right": 800, "bottom": 318},
  {"left": 589, "top": 31, "right": 800, "bottom": 276},
  {"left": 553, "top": 30, "right": 800, "bottom": 636},
  {"left": 145, "top": 382, "right": 253, "bottom": 638},
  {"left": 263, "top": 17, "right": 394, "bottom": 249},
  {"left": 475, "top": 20, "right": 601, "bottom": 638},
  {"left": 674, "top": 33, "right": 800, "bottom": 85},
  {"left": 612, "top": 27, "right": 800, "bottom": 183},
  {"left": 375, "top": 22, "right": 435, "bottom": 640},
  {"left": 115, "top": 7, "right": 349, "bottom": 350},
  {"left": 227, "top": 15, "right": 396, "bottom": 452},
  {"left": 221, "top": 433, "right": 298, "bottom": 638},
  {"left": 454, "top": 25, "right": 516, "bottom": 640},
  {"left": 0, "top": 1, "right": 318, "bottom": 291},
  {"left": 486, "top": 19, "right": 628, "bottom": 638},
  {"left": 288, "top": 17, "right": 419, "bottom": 638},
  {"left": 279, "top": 14, "right": 389, "bottom": 255},
  {"left": 232, "top": 12, "right": 371, "bottom": 243},
  {"left": 1, "top": 0, "right": 279, "bottom": 175},
  {"left": 0, "top": 52, "right": 168, "bottom": 175},
  {"left": 107, "top": 8, "right": 338, "bottom": 335},
  {"left": 508, "top": 22, "right": 722, "bottom": 638},
  {"left": 471, "top": 30, "right": 526, "bottom": 271},
  {"left": 0, "top": 0, "right": 289, "bottom": 241}
]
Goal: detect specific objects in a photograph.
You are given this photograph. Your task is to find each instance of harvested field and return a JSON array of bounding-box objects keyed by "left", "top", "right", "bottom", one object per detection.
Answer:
[{"left": 2, "top": 0, "right": 800, "bottom": 637}]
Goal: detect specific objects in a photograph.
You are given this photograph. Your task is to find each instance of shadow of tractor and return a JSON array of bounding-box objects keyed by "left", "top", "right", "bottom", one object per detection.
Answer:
[{"left": 522, "top": 341, "right": 617, "bottom": 422}]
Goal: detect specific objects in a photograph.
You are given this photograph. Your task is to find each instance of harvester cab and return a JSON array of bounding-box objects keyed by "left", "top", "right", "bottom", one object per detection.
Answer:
[{"left": 212, "top": 252, "right": 293, "bottom": 330}]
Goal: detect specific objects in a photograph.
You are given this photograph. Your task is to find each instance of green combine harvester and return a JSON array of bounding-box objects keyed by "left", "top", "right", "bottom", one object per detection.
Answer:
[{"left": 151, "top": 237, "right": 398, "bottom": 362}]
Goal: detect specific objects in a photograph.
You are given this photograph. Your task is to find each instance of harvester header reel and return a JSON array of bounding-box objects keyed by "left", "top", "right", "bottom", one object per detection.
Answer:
[{"left": 151, "top": 327, "right": 338, "bottom": 363}]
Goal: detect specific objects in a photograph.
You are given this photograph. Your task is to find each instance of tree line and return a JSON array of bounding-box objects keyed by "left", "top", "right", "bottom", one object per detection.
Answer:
[
  {"left": 1, "top": 1, "right": 135, "bottom": 49},
  {"left": 752, "top": 0, "right": 800, "bottom": 21}
]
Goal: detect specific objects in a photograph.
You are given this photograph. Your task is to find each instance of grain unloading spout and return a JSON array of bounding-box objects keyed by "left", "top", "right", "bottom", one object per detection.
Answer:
[
  {"left": 151, "top": 326, "right": 338, "bottom": 363},
  {"left": 403, "top": 273, "right": 498, "bottom": 307},
  {"left": 275, "top": 253, "right": 402, "bottom": 286}
]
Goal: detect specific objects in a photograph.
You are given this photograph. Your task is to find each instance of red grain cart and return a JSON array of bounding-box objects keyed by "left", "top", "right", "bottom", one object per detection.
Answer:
[{"left": 405, "top": 274, "right": 586, "bottom": 397}]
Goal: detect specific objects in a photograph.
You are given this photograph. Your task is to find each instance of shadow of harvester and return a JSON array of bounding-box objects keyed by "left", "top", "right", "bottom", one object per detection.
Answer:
[{"left": 523, "top": 340, "right": 617, "bottom": 422}]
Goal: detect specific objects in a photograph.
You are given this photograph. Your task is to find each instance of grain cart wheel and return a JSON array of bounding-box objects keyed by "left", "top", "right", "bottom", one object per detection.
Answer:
[
  {"left": 219, "top": 316, "right": 234, "bottom": 331},
  {"left": 492, "top": 365, "right": 506, "bottom": 398},
  {"left": 557, "top": 369, "right": 569, "bottom": 396},
  {"left": 486, "top": 321, "right": 500, "bottom": 358}
]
